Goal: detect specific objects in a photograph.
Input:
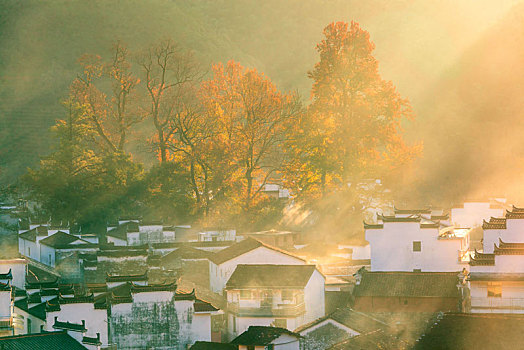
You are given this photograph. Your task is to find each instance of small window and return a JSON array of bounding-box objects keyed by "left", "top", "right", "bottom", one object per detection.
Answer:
[
  {"left": 487, "top": 282, "right": 502, "bottom": 297},
  {"left": 27, "top": 247, "right": 31, "bottom": 255},
  {"left": 232, "top": 315, "right": 236, "bottom": 333},
  {"left": 267, "top": 345, "right": 275, "bottom": 350},
  {"left": 247, "top": 346, "right": 255, "bottom": 350},
  {"left": 404, "top": 299, "right": 408, "bottom": 305},
  {"left": 413, "top": 241, "right": 421, "bottom": 252}
]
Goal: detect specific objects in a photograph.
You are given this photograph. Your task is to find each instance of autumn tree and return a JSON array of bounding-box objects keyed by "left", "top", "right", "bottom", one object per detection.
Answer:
[
  {"left": 69, "top": 42, "right": 141, "bottom": 154},
  {"left": 285, "top": 21, "right": 421, "bottom": 202},
  {"left": 24, "top": 100, "right": 144, "bottom": 226},
  {"left": 201, "top": 61, "right": 301, "bottom": 214},
  {"left": 138, "top": 39, "right": 200, "bottom": 163}
]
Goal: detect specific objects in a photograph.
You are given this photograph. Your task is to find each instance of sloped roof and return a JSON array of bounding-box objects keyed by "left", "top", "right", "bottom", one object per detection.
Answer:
[
  {"left": 190, "top": 342, "right": 238, "bottom": 350},
  {"left": 161, "top": 245, "right": 210, "bottom": 263},
  {"left": 0, "top": 331, "right": 88, "bottom": 349},
  {"left": 226, "top": 264, "right": 317, "bottom": 289},
  {"left": 354, "top": 271, "right": 460, "bottom": 298},
  {"left": 194, "top": 299, "right": 220, "bottom": 313},
  {"left": 14, "top": 298, "right": 48, "bottom": 321},
  {"left": 0, "top": 269, "right": 13, "bottom": 280},
  {"left": 39, "top": 231, "right": 87, "bottom": 248},
  {"left": 328, "top": 329, "right": 408, "bottom": 349},
  {"left": 107, "top": 221, "right": 140, "bottom": 240},
  {"left": 26, "top": 264, "right": 59, "bottom": 288},
  {"left": 210, "top": 238, "right": 304, "bottom": 265},
  {"left": 19, "top": 229, "right": 37, "bottom": 242},
  {"left": 295, "top": 307, "right": 386, "bottom": 334},
  {"left": 231, "top": 326, "right": 300, "bottom": 345},
  {"left": 414, "top": 313, "right": 524, "bottom": 350}
]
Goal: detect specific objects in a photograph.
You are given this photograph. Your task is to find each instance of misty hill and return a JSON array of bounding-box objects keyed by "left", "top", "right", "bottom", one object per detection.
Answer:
[
  {"left": 0, "top": 0, "right": 517, "bottom": 185},
  {"left": 409, "top": 2, "right": 524, "bottom": 205}
]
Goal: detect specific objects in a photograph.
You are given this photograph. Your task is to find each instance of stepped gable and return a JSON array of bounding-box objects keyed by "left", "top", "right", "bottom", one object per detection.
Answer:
[
  {"left": 58, "top": 292, "right": 94, "bottom": 304},
  {"left": 0, "top": 281, "right": 10, "bottom": 292},
  {"left": 512, "top": 205, "right": 524, "bottom": 213},
  {"left": 483, "top": 219, "right": 506, "bottom": 230},
  {"left": 505, "top": 210, "right": 524, "bottom": 219},
  {"left": 394, "top": 207, "right": 431, "bottom": 214},
  {"left": 83, "top": 333, "right": 102, "bottom": 346},
  {"left": 377, "top": 213, "right": 421, "bottom": 223},
  {"left": 175, "top": 288, "right": 196, "bottom": 301},
  {"left": 469, "top": 250, "right": 495, "bottom": 266},
  {"left": 106, "top": 271, "right": 148, "bottom": 283},
  {"left": 130, "top": 281, "right": 177, "bottom": 293},
  {"left": 363, "top": 221, "right": 384, "bottom": 229},
  {"left": 53, "top": 317, "right": 87, "bottom": 332}
]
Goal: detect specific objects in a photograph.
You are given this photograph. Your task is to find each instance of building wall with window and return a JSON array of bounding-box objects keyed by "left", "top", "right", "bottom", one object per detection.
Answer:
[
  {"left": 366, "top": 222, "right": 467, "bottom": 272},
  {"left": 470, "top": 280, "right": 524, "bottom": 313},
  {"left": 210, "top": 247, "right": 306, "bottom": 294}
]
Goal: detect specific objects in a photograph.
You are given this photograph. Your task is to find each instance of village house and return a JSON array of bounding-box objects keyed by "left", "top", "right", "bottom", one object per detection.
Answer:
[
  {"left": 467, "top": 208, "right": 524, "bottom": 313},
  {"left": 294, "top": 307, "right": 386, "bottom": 350},
  {"left": 365, "top": 210, "right": 470, "bottom": 272},
  {"left": 231, "top": 326, "right": 301, "bottom": 350},
  {"left": 225, "top": 264, "right": 325, "bottom": 339},
  {"left": 198, "top": 229, "right": 237, "bottom": 242},
  {"left": 209, "top": 238, "right": 307, "bottom": 295},
  {"left": 352, "top": 269, "right": 462, "bottom": 313}
]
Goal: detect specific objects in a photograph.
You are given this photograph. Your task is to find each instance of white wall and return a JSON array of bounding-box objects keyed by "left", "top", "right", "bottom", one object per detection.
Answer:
[
  {"left": 451, "top": 202, "right": 504, "bottom": 228},
  {"left": 19, "top": 238, "right": 39, "bottom": 262},
  {"left": 210, "top": 247, "right": 305, "bottom": 294},
  {"left": 45, "top": 303, "right": 109, "bottom": 347},
  {"left": 484, "top": 219, "right": 524, "bottom": 253},
  {"left": 303, "top": 270, "right": 325, "bottom": 324},
  {"left": 366, "top": 222, "right": 465, "bottom": 272},
  {"left": 0, "top": 259, "right": 26, "bottom": 289},
  {"left": 471, "top": 255, "right": 524, "bottom": 273},
  {"left": 39, "top": 244, "right": 56, "bottom": 267},
  {"left": 0, "top": 291, "right": 11, "bottom": 320}
]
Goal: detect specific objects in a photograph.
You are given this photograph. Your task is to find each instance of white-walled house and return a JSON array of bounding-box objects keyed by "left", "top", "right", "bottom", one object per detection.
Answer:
[
  {"left": 225, "top": 264, "right": 325, "bottom": 340},
  {"left": 468, "top": 207, "right": 524, "bottom": 313},
  {"left": 365, "top": 213, "right": 470, "bottom": 272},
  {"left": 209, "top": 238, "right": 307, "bottom": 294}
]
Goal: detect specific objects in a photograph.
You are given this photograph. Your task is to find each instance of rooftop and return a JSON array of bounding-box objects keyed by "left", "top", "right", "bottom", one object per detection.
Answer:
[
  {"left": 0, "top": 331, "right": 87, "bottom": 349},
  {"left": 226, "top": 264, "right": 318, "bottom": 289},
  {"left": 190, "top": 341, "right": 237, "bottom": 350},
  {"left": 39, "top": 231, "right": 88, "bottom": 248},
  {"left": 231, "top": 326, "right": 300, "bottom": 346},
  {"left": 414, "top": 313, "right": 524, "bottom": 350},
  {"left": 210, "top": 238, "right": 304, "bottom": 265},
  {"left": 354, "top": 271, "right": 460, "bottom": 298}
]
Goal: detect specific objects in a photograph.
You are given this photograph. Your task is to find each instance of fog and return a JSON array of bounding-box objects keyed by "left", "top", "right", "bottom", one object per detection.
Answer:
[{"left": 0, "top": 0, "right": 522, "bottom": 210}]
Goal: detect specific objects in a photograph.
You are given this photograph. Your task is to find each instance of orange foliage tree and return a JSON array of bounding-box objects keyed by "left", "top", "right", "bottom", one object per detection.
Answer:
[
  {"left": 285, "top": 21, "right": 421, "bottom": 201},
  {"left": 200, "top": 61, "right": 301, "bottom": 213}
]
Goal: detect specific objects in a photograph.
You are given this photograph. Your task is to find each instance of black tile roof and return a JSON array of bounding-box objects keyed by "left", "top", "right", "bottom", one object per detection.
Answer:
[
  {"left": 232, "top": 326, "right": 300, "bottom": 345},
  {"left": 0, "top": 331, "right": 88, "bottom": 349},
  {"left": 414, "top": 313, "right": 524, "bottom": 350},
  {"left": 226, "top": 264, "right": 317, "bottom": 289},
  {"left": 190, "top": 341, "right": 238, "bottom": 350},
  {"left": 19, "top": 228, "right": 37, "bottom": 242},
  {"left": 193, "top": 299, "right": 220, "bottom": 313},
  {"left": 354, "top": 271, "right": 460, "bottom": 298},
  {"left": 39, "top": 231, "right": 86, "bottom": 248},
  {"left": 26, "top": 265, "right": 59, "bottom": 289},
  {"left": 161, "top": 245, "right": 210, "bottom": 263},
  {"left": 82, "top": 334, "right": 101, "bottom": 346},
  {"left": 295, "top": 307, "right": 386, "bottom": 334},
  {"left": 0, "top": 269, "right": 13, "bottom": 280},
  {"left": 14, "top": 298, "right": 48, "bottom": 320},
  {"left": 53, "top": 318, "right": 86, "bottom": 332},
  {"left": 210, "top": 238, "right": 304, "bottom": 265},
  {"left": 106, "top": 271, "right": 148, "bottom": 282}
]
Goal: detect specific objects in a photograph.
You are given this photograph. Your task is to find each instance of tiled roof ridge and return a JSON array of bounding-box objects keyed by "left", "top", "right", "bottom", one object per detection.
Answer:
[{"left": 483, "top": 219, "right": 506, "bottom": 230}]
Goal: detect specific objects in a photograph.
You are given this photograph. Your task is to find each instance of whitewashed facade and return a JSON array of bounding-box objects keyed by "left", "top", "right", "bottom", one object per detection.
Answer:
[{"left": 365, "top": 213, "right": 469, "bottom": 272}]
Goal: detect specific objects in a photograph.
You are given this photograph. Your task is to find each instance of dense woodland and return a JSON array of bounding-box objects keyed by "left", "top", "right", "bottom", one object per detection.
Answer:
[{"left": 1, "top": 1, "right": 523, "bottom": 235}]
